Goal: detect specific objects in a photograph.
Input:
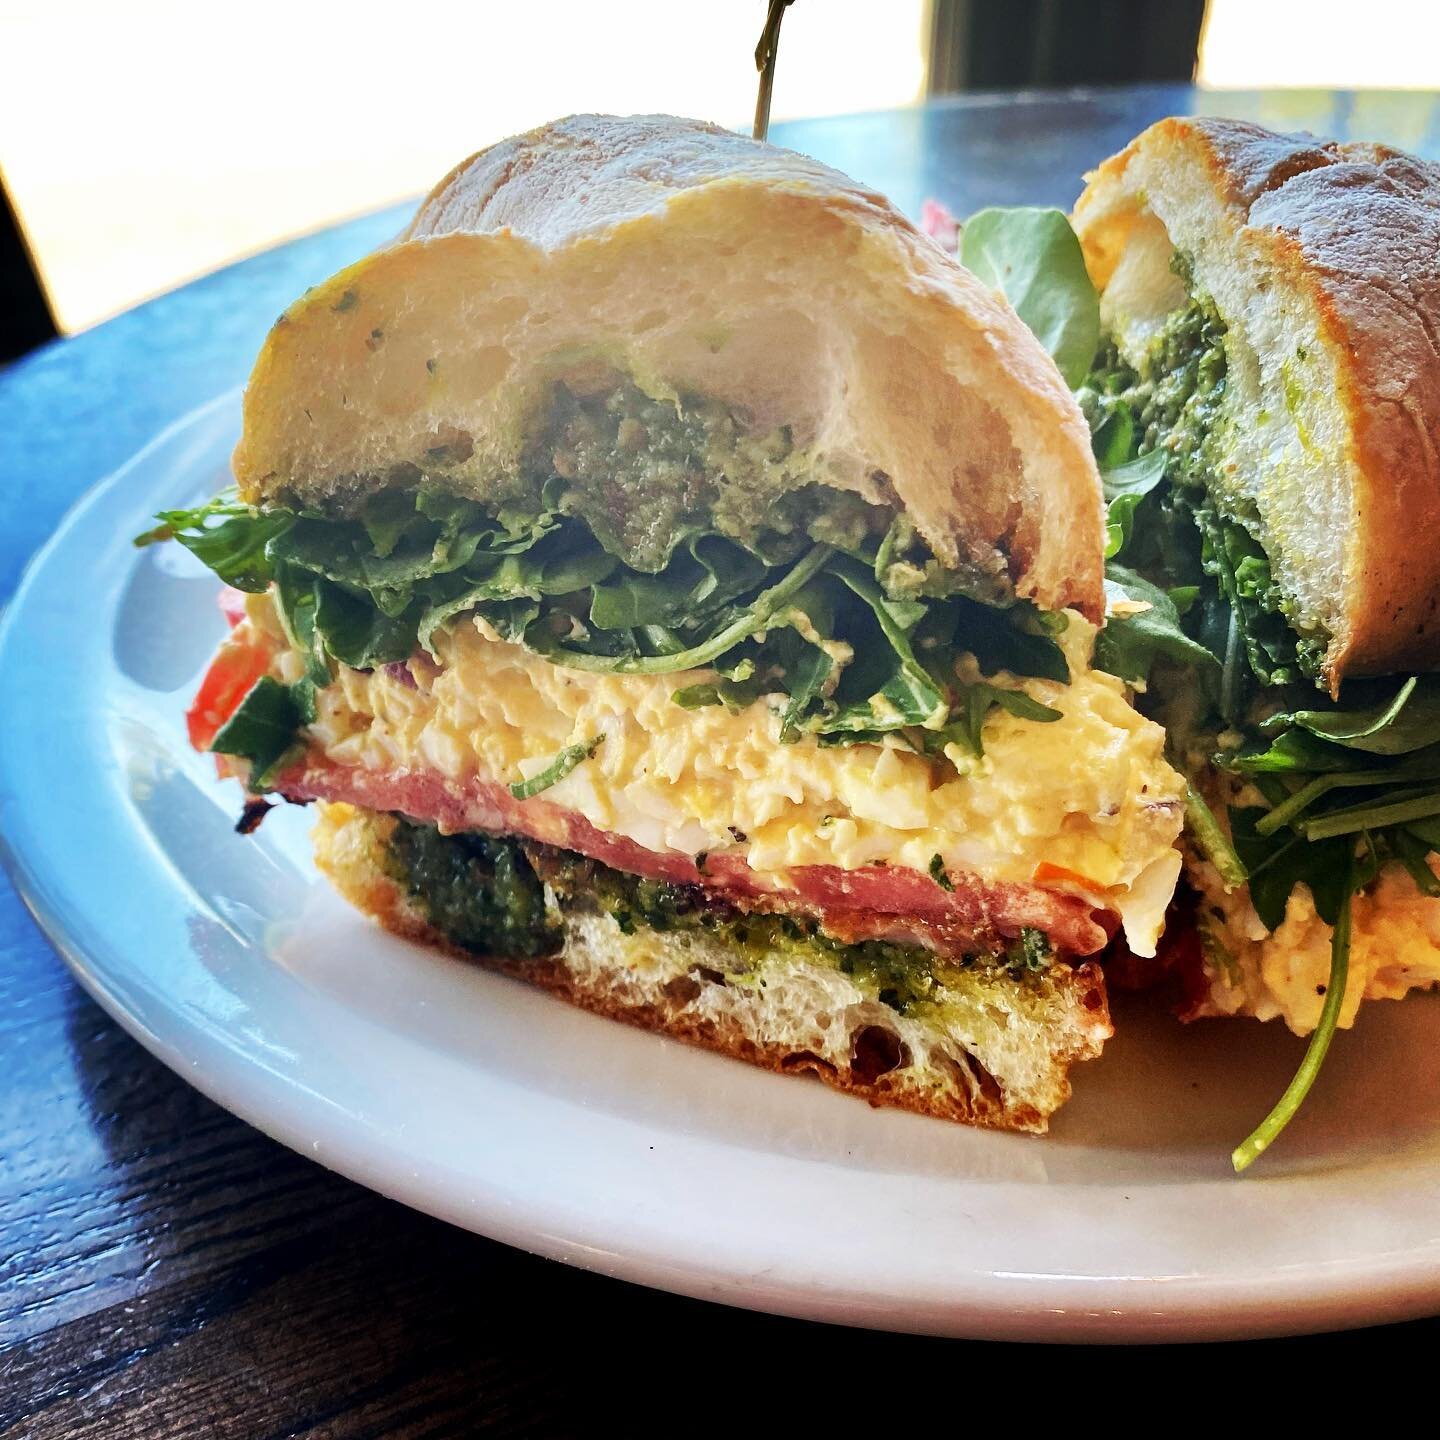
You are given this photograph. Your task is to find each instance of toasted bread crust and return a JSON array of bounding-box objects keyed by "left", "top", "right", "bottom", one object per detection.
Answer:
[
  {"left": 235, "top": 114, "right": 1103, "bottom": 618},
  {"left": 312, "top": 802, "right": 1112, "bottom": 1134},
  {"left": 1078, "top": 116, "right": 1440, "bottom": 684}
]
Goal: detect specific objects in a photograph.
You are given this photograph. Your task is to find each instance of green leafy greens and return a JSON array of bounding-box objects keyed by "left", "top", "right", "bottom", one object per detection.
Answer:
[
  {"left": 1094, "top": 564, "right": 1217, "bottom": 686},
  {"left": 508, "top": 736, "right": 605, "bottom": 801},
  {"left": 1102, "top": 451, "right": 1168, "bottom": 559},
  {"left": 207, "top": 675, "right": 315, "bottom": 785},
  {"left": 140, "top": 479, "right": 1070, "bottom": 785},
  {"left": 971, "top": 202, "right": 1440, "bottom": 1167},
  {"left": 960, "top": 207, "right": 1101, "bottom": 388},
  {"left": 1230, "top": 860, "right": 1353, "bottom": 1174}
]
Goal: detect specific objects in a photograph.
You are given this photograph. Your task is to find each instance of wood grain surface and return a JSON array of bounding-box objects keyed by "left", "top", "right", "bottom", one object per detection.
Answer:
[{"left": 6, "top": 89, "right": 1440, "bottom": 1433}]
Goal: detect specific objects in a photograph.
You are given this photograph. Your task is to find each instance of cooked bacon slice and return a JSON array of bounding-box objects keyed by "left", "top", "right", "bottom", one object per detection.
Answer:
[{"left": 272, "top": 754, "right": 1109, "bottom": 958}]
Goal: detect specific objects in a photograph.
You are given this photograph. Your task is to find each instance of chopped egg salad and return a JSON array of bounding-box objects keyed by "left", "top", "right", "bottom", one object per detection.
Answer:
[
  {"left": 248, "top": 593, "right": 1186, "bottom": 954},
  {"left": 1187, "top": 853, "right": 1440, "bottom": 1034}
]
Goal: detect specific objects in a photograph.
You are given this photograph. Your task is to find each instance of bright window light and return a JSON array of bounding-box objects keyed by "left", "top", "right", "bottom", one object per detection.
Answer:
[
  {"left": 1200, "top": 0, "right": 1440, "bottom": 89},
  {"left": 0, "top": 1, "right": 926, "bottom": 333}
]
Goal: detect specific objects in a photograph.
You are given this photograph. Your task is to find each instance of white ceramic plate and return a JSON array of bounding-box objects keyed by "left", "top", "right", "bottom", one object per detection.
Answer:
[{"left": 4, "top": 393, "right": 1440, "bottom": 1343}]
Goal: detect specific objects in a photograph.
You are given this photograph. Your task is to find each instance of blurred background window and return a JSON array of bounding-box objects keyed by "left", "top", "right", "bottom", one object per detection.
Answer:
[
  {"left": 1199, "top": 0, "right": 1440, "bottom": 89},
  {"left": 0, "top": 1, "right": 928, "bottom": 337},
  {"left": 1, "top": 0, "right": 1437, "bottom": 351}
]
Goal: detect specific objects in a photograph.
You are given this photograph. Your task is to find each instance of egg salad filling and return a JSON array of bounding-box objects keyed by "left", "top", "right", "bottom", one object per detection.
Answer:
[
  {"left": 1186, "top": 834, "right": 1440, "bottom": 1034},
  {"left": 244, "top": 590, "right": 1183, "bottom": 952}
]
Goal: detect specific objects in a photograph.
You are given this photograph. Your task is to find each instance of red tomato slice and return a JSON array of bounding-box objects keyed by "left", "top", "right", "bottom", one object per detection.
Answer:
[
  {"left": 217, "top": 586, "right": 247, "bottom": 627},
  {"left": 187, "top": 636, "right": 270, "bottom": 752}
]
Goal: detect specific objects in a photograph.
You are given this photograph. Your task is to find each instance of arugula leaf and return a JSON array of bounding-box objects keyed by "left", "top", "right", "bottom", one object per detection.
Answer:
[
  {"left": 959, "top": 207, "right": 1101, "bottom": 388},
  {"left": 985, "top": 686, "right": 1062, "bottom": 725},
  {"left": 1101, "top": 451, "right": 1168, "bottom": 561},
  {"left": 1300, "top": 790, "right": 1440, "bottom": 841},
  {"left": 1094, "top": 564, "right": 1219, "bottom": 683},
  {"left": 671, "top": 676, "right": 767, "bottom": 714},
  {"left": 1265, "top": 676, "right": 1440, "bottom": 756},
  {"left": 1090, "top": 407, "right": 1136, "bottom": 470},
  {"left": 588, "top": 572, "right": 693, "bottom": 630},
  {"left": 208, "top": 676, "right": 307, "bottom": 783},
  {"left": 967, "top": 683, "right": 1062, "bottom": 751},
  {"left": 313, "top": 581, "right": 416, "bottom": 670},
  {"left": 273, "top": 565, "right": 330, "bottom": 686},
  {"left": 485, "top": 598, "right": 546, "bottom": 643},
  {"left": 1184, "top": 782, "right": 1248, "bottom": 890},
  {"left": 1391, "top": 831, "right": 1440, "bottom": 898},
  {"left": 416, "top": 579, "right": 498, "bottom": 656},
  {"left": 508, "top": 735, "right": 604, "bottom": 800},
  {"left": 135, "top": 495, "right": 295, "bottom": 592},
  {"left": 776, "top": 640, "right": 834, "bottom": 742},
  {"left": 1223, "top": 728, "right": 1373, "bottom": 777},
  {"left": 585, "top": 536, "right": 756, "bottom": 632},
  {"left": 529, "top": 544, "right": 835, "bottom": 677},
  {"left": 359, "top": 489, "right": 420, "bottom": 558},
  {"left": 914, "top": 683, "right": 1060, "bottom": 761},
  {"left": 824, "top": 563, "right": 949, "bottom": 731},
  {"left": 1191, "top": 500, "right": 1314, "bottom": 689},
  {"left": 947, "top": 595, "right": 1069, "bottom": 683},
  {"left": 1232, "top": 858, "right": 1354, "bottom": 1173},
  {"left": 1228, "top": 807, "right": 1351, "bottom": 930}
]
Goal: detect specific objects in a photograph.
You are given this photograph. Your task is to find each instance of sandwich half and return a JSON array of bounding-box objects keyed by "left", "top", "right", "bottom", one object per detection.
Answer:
[
  {"left": 1073, "top": 119, "right": 1440, "bottom": 1111},
  {"left": 146, "top": 114, "right": 1186, "bottom": 1133}
]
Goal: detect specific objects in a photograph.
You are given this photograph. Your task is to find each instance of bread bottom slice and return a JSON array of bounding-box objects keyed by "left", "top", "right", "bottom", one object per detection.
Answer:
[{"left": 312, "top": 801, "right": 1113, "bottom": 1133}]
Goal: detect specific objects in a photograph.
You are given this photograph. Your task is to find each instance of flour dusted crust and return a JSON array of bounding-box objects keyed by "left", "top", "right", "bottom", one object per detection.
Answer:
[
  {"left": 1075, "top": 115, "right": 1440, "bottom": 685},
  {"left": 313, "top": 802, "right": 1112, "bottom": 1134},
  {"left": 234, "top": 114, "right": 1103, "bottom": 618}
]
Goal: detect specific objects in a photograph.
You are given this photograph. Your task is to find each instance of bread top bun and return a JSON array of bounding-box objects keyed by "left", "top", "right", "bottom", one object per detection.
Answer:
[
  {"left": 234, "top": 114, "right": 1103, "bottom": 619},
  {"left": 1074, "top": 115, "right": 1440, "bottom": 686}
]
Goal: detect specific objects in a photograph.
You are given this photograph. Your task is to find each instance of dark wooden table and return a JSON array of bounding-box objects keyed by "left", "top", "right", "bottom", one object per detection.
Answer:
[{"left": 6, "top": 86, "right": 1440, "bottom": 1432}]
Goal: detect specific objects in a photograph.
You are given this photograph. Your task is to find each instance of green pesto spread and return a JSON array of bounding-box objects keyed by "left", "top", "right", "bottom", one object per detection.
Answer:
[
  {"left": 383, "top": 819, "right": 1054, "bottom": 1018},
  {"left": 1082, "top": 294, "right": 1227, "bottom": 490},
  {"left": 385, "top": 819, "right": 560, "bottom": 958},
  {"left": 1081, "top": 288, "right": 1327, "bottom": 689},
  {"left": 529, "top": 378, "right": 892, "bottom": 574}
]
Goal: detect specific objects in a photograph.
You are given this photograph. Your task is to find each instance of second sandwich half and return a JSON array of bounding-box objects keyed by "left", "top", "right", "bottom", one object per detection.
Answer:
[{"left": 152, "top": 116, "right": 1186, "bottom": 1133}]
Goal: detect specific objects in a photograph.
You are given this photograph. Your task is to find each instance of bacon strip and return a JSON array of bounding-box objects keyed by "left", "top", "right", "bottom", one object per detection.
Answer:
[{"left": 275, "top": 755, "right": 1109, "bottom": 957}]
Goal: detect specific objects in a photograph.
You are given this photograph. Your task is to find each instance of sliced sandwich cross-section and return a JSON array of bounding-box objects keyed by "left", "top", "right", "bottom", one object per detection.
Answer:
[
  {"left": 146, "top": 114, "right": 1187, "bottom": 1132},
  {"left": 1073, "top": 117, "right": 1440, "bottom": 1072}
]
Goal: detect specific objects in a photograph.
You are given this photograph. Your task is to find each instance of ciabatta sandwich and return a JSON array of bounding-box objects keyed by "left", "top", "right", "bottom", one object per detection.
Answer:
[
  {"left": 1073, "top": 117, "right": 1440, "bottom": 1160},
  {"left": 145, "top": 115, "right": 1185, "bottom": 1133}
]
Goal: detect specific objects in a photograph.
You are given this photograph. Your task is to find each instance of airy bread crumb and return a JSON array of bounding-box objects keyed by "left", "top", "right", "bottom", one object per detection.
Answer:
[{"left": 313, "top": 801, "right": 1112, "bottom": 1133}]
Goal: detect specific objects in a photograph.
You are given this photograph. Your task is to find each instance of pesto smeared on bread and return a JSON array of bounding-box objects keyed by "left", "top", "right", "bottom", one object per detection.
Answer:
[{"left": 385, "top": 818, "right": 1057, "bottom": 1004}]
